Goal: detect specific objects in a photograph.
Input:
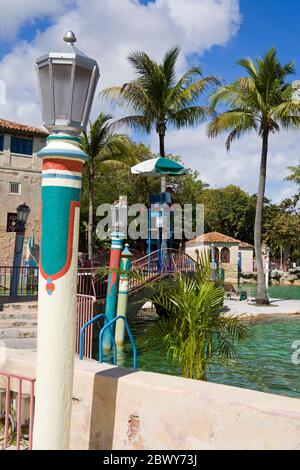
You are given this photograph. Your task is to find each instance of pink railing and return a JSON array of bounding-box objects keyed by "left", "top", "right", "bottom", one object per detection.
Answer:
[
  {"left": 76, "top": 294, "right": 96, "bottom": 359},
  {"left": 0, "top": 370, "right": 35, "bottom": 450},
  {"left": 77, "top": 268, "right": 107, "bottom": 299}
]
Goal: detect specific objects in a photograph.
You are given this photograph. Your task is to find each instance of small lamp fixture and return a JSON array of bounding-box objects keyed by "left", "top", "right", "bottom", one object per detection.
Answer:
[
  {"left": 17, "top": 202, "right": 30, "bottom": 224},
  {"left": 112, "top": 196, "right": 128, "bottom": 235}
]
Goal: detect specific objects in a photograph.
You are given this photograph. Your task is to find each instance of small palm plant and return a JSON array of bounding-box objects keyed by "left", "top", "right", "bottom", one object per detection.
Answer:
[{"left": 142, "top": 253, "right": 251, "bottom": 381}]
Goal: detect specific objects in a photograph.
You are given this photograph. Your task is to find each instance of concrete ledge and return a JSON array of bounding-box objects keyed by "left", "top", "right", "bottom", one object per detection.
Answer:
[
  {"left": 224, "top": 298, "right": 300, "bottom": 318},
  {"left": 1, "top": 349, "right": 300, "bottom": 450}
]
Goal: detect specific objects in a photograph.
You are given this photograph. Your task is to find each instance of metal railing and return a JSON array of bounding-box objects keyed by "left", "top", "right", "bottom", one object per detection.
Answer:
[
  {"left": 79, "top": 313, "right": 115, "bottom": 361},
  {"left": 76, "top": 294, "right": 96, "bottom": 359},
  {"left": 0, "top": 251, "right": 197, "bottom": 299},
  {"left": 77, "top": 268, "right": 107, "bottom": 299},
  {"left": 130, "top": 249, "right": 197, "bottom": 292},
  {"left": 0, "top": 266, "right": 38, "bottom": 297},
  {"left": 0, "top": 370, "right": 35, "bottom": 450},
  {"left": 99, "top": 316, "right": 137, "bottom": 370}
]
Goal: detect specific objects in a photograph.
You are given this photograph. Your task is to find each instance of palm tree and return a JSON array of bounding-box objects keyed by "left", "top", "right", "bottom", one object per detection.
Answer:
[
  {"left": 286, "top": 164, "right": 300, "bottom": 187},
  {"left": 101, "top": 47, "right": 218, "bottom": 192},
  {"left": 81, "top": 113, "right": 132, "bottom": 260},
  {"left": 142, "top": 252, "right": 250, "bottom": 380},
  {"left": 207, "top": 48, "right": 300, "bottom": 304}
]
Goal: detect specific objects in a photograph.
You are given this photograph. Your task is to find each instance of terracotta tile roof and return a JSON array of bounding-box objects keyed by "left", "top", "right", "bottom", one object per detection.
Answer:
[
  {"left": 238, "top": 241, "right": 254, "bottom": 249},
  {"left": 187, "top": 231, "right": 240, "bottom": 245},
  {"left": 0, "top": 118, "right": 48, "bottom": 137}
]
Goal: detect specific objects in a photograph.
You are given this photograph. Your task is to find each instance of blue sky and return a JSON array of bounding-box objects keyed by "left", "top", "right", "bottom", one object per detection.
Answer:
[
  {"left": 0, "top": 0, "right": 299, "bottom": 202},
  {"left": 3, "top": 0, "right": 300, "bottom": 81},
  {"left": 202, "top": 0, "right": 300, "bottom": 82}
]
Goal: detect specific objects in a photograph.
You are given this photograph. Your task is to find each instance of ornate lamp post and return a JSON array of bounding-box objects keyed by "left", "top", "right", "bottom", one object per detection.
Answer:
[
  {"left": 115, "top": 244, "right": 133, "bottom": 348},
  {"left": 103, "top": 197, "right": 127, "bottom": 351},
  {"left": 33, "top": 32, "right": 99, "bottom": 450},
  {"left": 10, "top": 203, "right": 30, "bottom": 296}
]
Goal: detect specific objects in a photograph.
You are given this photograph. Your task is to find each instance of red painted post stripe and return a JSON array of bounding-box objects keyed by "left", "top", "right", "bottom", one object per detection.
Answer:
[{"left": 43, "top": 159, "right": 83, "bottom": 172}]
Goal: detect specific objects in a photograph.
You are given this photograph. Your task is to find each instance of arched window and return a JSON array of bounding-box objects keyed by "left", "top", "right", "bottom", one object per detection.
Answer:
[
  {"left": 221, "top": 247, "right": 230, "bottom": 264},
  {"left": 210, "top": 247, "right": 219, "bottom": 263}
]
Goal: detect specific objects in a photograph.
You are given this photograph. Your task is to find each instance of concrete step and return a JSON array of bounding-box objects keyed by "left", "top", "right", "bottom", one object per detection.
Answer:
[
  {"left": 0, "top": 318, "right": 37, "bottom": 328},
  {"left": 0, "top": 311, "right": 37, "bottom": 320},
  {"left": 1, "top": 302, "right": 38, "bottom": 313},
  {"left": 0, "top": 338, "right": 37, "bottom": 350},
  {"left": 0, "top": 327, "right": 37, "bottom": 339}
]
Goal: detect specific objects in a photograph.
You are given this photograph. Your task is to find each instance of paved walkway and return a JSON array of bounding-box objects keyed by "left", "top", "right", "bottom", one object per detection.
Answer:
[{"left": 224, "top": 298, "right": 300, "bottom": 318}]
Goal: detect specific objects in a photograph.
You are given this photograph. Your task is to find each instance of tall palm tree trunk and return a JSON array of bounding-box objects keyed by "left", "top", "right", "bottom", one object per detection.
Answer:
[
  {"left": 159, "top": 131, "right": 166, "bottom": 193},
  {"left": 88, "top": 174, "right": 94, "bottom": 261},
  {"left": 255, "top": 130, "right": 269, "bottom": 304}
]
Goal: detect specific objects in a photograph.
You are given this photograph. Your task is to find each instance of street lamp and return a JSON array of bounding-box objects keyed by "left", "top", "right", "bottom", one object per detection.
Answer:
[
  {"left": 33, "top": 32, "right": 99, "bottom": 450},
  {"left": 10, "top": 203, "right": 30, "bottom": 296},
  {"left": 16, "top": 202, "right": 31, "bottom": 225},
  {"left": 36, "top": 30, "right": 99, "bottom": 135}
]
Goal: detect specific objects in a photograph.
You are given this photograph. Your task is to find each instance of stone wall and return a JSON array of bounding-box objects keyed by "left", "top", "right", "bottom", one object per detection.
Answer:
[
  {"left": 2, "top": 349, "right": 300, "bottom": 450},
  {"left": 0, "top": 134, "right": 45, "bottom": 265}
]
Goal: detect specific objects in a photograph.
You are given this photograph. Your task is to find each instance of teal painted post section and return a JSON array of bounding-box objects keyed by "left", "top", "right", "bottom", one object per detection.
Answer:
[
  {"left": 102, "top": 232, "right": 124, "bottom": 351},
  {"left": 115, "top": 244, "right": 132, "bottom": 348}
]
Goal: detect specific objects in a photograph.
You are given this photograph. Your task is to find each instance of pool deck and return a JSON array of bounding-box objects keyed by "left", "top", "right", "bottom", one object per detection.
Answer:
[{"left": 224, "top": 298, "right": 300, "bottom": 319}]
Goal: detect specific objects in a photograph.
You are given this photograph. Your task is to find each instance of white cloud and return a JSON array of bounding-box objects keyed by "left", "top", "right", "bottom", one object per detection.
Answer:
[
  {"left": 0, "top": 0, "right": 297, "bottom": 203},
  {"left": 0, "top": 0, "right": 73, "bottom": 41},
  {"left": 0, "top": 0, "right": 241, "bottom": 125},
  {"left": 10, "top": 0, "right": 294, "bottom": 201},
  {"left": 150, "top": 124, "right": 300, "bottom": 203},
  {"left": 156, "top": 0, "right": 240, "bottom": 53}
]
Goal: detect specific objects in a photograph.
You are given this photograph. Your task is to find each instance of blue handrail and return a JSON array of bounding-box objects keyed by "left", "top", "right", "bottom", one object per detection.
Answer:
[
  {"left": 79, "top": 313, "right": 116, "bottom": 362},
  {"left": 99, "top": 316, "right": 137, "bottom": 370}
]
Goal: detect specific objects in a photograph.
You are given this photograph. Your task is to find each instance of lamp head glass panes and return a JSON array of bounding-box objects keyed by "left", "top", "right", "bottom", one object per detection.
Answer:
[
  {"left": 112, "top": 196, "right": 127, "bottom": 234},
  {"left": 36, "top": 31, "right": 100, "bottom": 135},
  {"left": 16, "top": 203, "right": 30, "bottom": 224}
]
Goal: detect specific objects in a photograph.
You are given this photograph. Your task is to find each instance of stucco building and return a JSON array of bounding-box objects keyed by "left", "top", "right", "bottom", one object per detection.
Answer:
[
  {"left": 185, "top": 231, "right": 254, "bottom": 283},
  {"left": 0, "top": 118, "right": 48, "bottom": 265}
]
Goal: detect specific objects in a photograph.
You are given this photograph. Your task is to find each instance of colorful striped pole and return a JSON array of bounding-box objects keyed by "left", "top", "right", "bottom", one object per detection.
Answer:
[
  {"left": 33, "top": 134, "right": 87, "bottom": 449},
  {"left": 115, "top": 244, "right": 132, "bottom": 348},
  {"left": 102, "top": 231, "right": 125, "bottom": 351}
]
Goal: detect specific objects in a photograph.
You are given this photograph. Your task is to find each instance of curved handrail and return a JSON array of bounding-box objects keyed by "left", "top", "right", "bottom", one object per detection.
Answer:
[
  {"left": 79, "top": 313, "right": 116, "bottom": 361},
  {"left": 99, "top": 316, "right": 137, "bottom": 370},
  {"left": 129, "top": 248, "right": 200, "bottom": 292},
  {"left": 77, "top": 249, "right": 200, "bottom": 299},
  {"left": 131, "top": 248, "right": 199, "bottom": 267}
]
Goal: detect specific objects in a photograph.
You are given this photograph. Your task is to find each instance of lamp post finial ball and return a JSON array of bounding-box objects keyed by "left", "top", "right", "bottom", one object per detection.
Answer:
[{"left": 63, "top": 31, "right": 77, "bottom": 44}]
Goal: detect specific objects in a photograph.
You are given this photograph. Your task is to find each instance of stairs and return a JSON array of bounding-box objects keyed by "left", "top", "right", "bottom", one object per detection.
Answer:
[{"left": 0, "top": 301, "right": 38, "bottom": 350}]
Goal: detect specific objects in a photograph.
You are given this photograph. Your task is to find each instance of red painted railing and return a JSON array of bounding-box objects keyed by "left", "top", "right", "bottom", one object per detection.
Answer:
[
  {"left": 0, "top": 370, "right": 35, "bottom": 450},
  {"left": 76, "top": 294, "right": 96, "bottom": 359}
]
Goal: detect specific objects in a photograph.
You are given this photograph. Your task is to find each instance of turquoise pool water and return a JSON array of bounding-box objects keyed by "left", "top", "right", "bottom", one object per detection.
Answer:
[
  {"left": 237, "top": 284, "right": 300, "bottom": 300},
  {"left": 107, "top": 314, "right": 300, "bottom": 399}
]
